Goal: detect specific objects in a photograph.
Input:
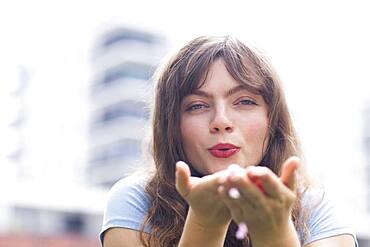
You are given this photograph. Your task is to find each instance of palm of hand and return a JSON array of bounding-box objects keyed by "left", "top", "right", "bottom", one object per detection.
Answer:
[{"left": 176, "top": 162, "right": 231, "bottom": 228}]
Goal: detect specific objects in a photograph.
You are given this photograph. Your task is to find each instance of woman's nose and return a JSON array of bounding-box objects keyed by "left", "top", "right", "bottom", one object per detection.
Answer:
[{"left": 209, "top": 107, "right": 234, "bottom": 134}]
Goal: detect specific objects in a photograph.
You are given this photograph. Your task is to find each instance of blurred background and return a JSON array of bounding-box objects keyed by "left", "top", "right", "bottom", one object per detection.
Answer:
[{"left": 0, "top": 0, "right": 369, "bottom": 246}]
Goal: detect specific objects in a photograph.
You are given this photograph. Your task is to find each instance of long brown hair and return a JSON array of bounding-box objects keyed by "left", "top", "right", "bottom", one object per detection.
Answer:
[{"left": 140, "top": 36, "right": 311, "bottom": 246}]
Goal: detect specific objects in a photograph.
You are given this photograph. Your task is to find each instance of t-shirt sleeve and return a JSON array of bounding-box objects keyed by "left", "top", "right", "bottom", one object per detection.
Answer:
[
  {"left": 99, "top": 176, "right": 150, "bottom": 245},
  {"left": 303, "top": 190, "right": 359, "bottom": 246}
]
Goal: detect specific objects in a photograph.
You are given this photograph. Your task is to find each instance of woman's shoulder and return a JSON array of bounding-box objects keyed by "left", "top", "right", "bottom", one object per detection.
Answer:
[
  {"left": 302, "top": 187, "right": 346, "bottom": 222},
  {"left": 301, "top": 187, "right": 358, "bottom": 246},
  {"left": 106, "top": 175, "right": 150, "bottom": 209},
  {"left": 100, "top": 175, "right": 151, "bottom": 244},
  {"left": 301, "top": 187, "right": 325, "bottom": 209},
  {"left": 109, "top": 174, "right": 149, "bottom": 192}
]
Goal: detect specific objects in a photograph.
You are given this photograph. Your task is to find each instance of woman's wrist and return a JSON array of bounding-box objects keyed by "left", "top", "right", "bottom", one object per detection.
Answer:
[
  {"left": 187, "top": 207, "right": 231, "bottom": 231},
  {"left": 250, "top": 218, "right": 300, "bottom": 247},
  {"left": 178, "top": 208, "right": 230, "bottom": 247}
]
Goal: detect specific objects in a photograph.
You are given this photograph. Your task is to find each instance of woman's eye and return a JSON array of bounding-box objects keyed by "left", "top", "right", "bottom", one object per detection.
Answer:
[
  {"left": 237, "top": 99, "right": 257, "bottom": 105},
  {"left": 186, "top": 103, "right": 208, "bottom": 111}
]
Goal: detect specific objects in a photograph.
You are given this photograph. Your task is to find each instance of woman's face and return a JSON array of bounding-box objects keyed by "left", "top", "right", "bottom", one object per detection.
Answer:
[{"left": 180, "top": 59, "right": 269, "bottom": 175}]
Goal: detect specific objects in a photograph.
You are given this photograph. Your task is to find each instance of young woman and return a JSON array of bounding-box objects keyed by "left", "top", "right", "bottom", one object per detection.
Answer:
[{"left": 100, "top": 36, "right": 358, "bottom": 246}]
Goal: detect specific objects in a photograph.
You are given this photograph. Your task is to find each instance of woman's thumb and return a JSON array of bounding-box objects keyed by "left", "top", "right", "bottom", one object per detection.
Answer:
[
  {"left": 280, "top": 156, "right": 300, "bottom": 191},
  {"left": 175, "top": 161, "right": 191, "bottom": 197}
]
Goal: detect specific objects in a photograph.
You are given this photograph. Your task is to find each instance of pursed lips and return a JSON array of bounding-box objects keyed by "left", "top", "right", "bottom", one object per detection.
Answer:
[{"left": 208, "top": 143, "right": 240, "bottom": 158}]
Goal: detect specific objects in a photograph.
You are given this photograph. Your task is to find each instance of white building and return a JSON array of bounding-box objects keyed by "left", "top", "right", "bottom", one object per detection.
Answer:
[{"left": 87, "top": 27, "right": 167, "bottom": 187}]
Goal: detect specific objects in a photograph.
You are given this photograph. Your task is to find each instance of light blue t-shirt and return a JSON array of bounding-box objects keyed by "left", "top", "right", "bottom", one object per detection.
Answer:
[{"left": 100, "top": 176, "right": 358, "bottom": 246}]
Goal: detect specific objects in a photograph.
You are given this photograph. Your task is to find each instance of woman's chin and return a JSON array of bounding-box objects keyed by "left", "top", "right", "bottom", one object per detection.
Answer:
[{"left": 206, "top": 164, "right": 234, "bottom": 174}]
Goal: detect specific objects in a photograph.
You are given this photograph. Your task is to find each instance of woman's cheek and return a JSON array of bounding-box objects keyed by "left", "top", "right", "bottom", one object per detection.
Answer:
[
  {"left": 180, "top": 117, "right": 207, "bottom": 148},
  {"left": 243, "top": 117, "right": 268, "bottom": 136},
  {"left": 240, "top": 120, "right": 269, "bottom": 156}
]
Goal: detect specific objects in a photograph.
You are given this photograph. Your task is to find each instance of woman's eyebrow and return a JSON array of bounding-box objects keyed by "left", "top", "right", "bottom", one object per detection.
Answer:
[
  {"left": 189, "top": 90, "right": 211, "bottom": 98},
  {"left": 190, "top": 85, "right": 250, "bottom": 98},
  {"left": 225, "top": 85, "right": 249, "bottom": 97}
]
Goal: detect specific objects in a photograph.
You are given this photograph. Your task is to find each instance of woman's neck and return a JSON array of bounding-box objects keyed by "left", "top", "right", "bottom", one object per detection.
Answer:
[{"left": 190, "top": 166, "right": 204, "bottom": 177}]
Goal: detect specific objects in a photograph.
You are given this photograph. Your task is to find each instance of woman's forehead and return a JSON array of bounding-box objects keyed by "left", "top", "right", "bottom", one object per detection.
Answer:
[{"left": 179, "top": 55, "right": 267, "bottom": 98}]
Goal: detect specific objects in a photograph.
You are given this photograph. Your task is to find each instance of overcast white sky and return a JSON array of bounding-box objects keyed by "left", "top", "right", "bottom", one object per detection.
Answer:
[{"left": 0, "top": 0, "right": 369, "bottom": 223}]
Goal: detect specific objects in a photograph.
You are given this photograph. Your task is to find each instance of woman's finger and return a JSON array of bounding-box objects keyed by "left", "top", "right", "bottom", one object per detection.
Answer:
[
  {"left": 221, "top": 171, "right": 265, "bottom": 210},
  {"left": 280, "top": 156, "right": 300, "bottom": 191},
  {"left": 175, "top": 161, "right": 191, "bottom": 197},
  {"left": 247, "top": 166, "right": 282, "bottom": 199},
  {"left": 218, "top": 184, "right": 255, "bottom": 221}
]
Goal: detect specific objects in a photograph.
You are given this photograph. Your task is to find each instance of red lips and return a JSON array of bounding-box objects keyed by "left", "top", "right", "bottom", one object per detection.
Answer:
[{"left": 208, "top": 143, "right": 240, "bottom": 158}]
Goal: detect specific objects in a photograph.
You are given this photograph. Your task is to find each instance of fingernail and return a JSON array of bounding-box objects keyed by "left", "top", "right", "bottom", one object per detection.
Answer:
[{"left": 176, "top": 160, "right": 186, "bottom": 166}]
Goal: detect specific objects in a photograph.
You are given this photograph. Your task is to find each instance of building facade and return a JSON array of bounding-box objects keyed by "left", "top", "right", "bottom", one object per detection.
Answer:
[{"left": 88, "top": 27, "right": 167, "bottom": 188}]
